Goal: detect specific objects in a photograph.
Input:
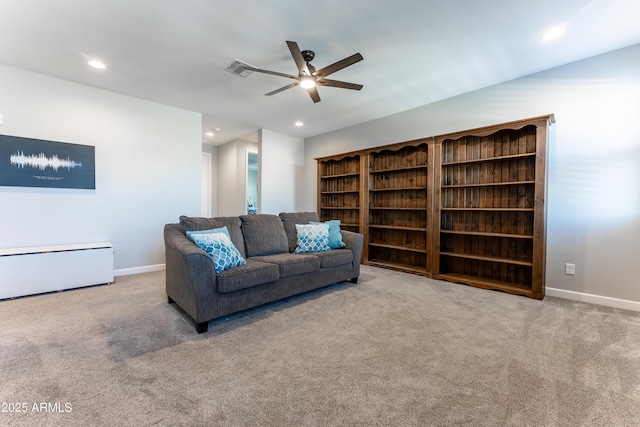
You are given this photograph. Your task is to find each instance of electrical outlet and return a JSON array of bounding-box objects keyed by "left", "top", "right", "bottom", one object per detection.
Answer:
[{"left": 565, "top": 263, "right": 576, "bottom": 275}]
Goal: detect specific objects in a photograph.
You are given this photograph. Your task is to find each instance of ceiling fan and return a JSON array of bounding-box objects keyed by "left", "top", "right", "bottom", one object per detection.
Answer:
[{"left": 247, "top": 41, "right": 363, "bottom": 103}]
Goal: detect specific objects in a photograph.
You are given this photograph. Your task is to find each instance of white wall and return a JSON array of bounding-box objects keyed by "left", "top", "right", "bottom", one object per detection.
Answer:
[
  {"left": 0, "top": 64, "right": 202, "bottom": 274},
  {"left": 303, "top": 44, "right": 640, "bottom": 307},
  {"left": 259, "top": 129, "right": 304, "bottom": 215},
  {"left": 216, "top": 139, "right": 258, "bottom": 216}
]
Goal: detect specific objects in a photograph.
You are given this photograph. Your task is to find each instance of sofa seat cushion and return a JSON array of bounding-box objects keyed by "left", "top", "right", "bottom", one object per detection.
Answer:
[
  {"left": 250, "top": 253, "right": 320, "bottom": 278},
  {"left": 216, "top": 259, "right": 279, "bottom": 294},
  {"left": 309, "top": 249, "right": 353, "bottom": 268}
]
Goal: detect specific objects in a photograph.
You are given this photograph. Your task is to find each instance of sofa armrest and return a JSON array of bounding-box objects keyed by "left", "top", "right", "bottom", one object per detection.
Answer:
[
  {"left": 340, "top": 230, "right": 364, "bottom": 277},
  {"left": 164, "top": 224, "right": 219, "bottom": 323}
]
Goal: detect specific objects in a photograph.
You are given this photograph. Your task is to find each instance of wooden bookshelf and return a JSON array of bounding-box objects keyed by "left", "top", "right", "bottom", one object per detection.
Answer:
[
  {"left": 316, "top": 114, "right": 554, "bottom": 299},
  {"left": 317, "top": 154, "right": 363, "bottom": 234},
  {"left": 367, "top": 142, "right": 431, "bottom": 275},
  {"left": 433, "top": 115, "right": 554, "bottom": 299}
]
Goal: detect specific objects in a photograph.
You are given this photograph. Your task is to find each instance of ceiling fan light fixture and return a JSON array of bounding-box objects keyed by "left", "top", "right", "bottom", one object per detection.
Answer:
[{"left": 300, "top": 76, "right": 316, "bottom": 89}]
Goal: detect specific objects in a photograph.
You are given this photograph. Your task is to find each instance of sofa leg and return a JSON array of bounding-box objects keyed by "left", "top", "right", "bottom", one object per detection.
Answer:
[
  {"left": 350, "top": 276, "right": 358, "bottom": 284},
  {"left": 168, "top": 295, "right": 175, "bottom": 304},
  {"left": 196, "top": 321, "right": 209, "bottom": 334}
]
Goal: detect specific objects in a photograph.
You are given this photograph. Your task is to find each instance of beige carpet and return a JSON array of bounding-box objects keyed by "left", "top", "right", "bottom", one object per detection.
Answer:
[{"left": 1, "top": 266, "right": 640, "bottom": 426}]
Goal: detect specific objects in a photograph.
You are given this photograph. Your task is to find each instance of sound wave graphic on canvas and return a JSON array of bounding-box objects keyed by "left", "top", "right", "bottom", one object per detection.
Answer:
[{"left": 10, "top": 151, "right": 83, "bottom": 172}]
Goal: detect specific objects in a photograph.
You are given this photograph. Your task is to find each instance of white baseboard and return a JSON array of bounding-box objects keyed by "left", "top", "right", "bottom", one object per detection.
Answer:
[
  {"left": 546, "top": 287, "right": 640, "bottom": 312},
  {"left": 113, "top": 264, "right": 165, "bottom": 277}
]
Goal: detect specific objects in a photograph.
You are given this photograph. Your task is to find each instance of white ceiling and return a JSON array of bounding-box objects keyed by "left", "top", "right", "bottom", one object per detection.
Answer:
[{"left": 1, "top": 0, "right": 639, "bottom": 145}]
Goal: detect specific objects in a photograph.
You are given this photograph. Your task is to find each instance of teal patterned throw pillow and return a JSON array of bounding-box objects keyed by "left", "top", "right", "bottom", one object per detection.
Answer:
[
  {"left": 186, "top": 226, "right": 230, "bottom": 241},
  {"left": 190, "top": 232, "right": 246, "bottom": 273},
  {"left": 309, "top": 220, "right": 346, "bottom": 249},
  {"left": 294, "top": 223, "right": 331, "bottom": 254}
]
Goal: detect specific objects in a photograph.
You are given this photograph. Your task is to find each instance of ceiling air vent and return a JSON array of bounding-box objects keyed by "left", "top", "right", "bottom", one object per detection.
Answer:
[{"left": 224, "top": 59, "right": 254, "bottom": 78}]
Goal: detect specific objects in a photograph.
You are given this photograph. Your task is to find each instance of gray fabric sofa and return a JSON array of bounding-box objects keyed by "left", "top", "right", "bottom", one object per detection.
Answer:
[{"left": 164, "top": 212, "right": 364, "bottom": 333}]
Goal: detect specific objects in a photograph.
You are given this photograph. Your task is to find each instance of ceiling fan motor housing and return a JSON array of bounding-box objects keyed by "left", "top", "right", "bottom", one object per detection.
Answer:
[{"left": 301, "top": 50, "right": 315, "bottom": 63}]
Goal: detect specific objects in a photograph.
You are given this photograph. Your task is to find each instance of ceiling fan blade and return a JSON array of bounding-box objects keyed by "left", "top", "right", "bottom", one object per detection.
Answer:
[
  {"left": 307, "top": 86, "right": 321, "bottom": 103},
  {"left": 265, "top": 82, "right": 299, "bottom": 96},
  {"left": 286, "top": 40, "right": 311, "bottom": 76},
  {"left": 250, "top": 68, "right": 298, "bottom": 80},
  {"left": 315, "top": 53, "right": 363, "bottom": 78},
  {"left": 317, "top": 79, "right": 363, "bottom": 91}
]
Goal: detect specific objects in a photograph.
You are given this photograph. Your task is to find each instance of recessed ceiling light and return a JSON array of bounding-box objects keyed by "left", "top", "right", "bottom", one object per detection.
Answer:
[
  {"left": 205, "top": 131, "right": 214, "bottom": 137},
  {"left": 540, "top": 27, "right": 565, "bottom": 42},
  {"left": 294, "top": 121, "right": 304, "bottom": 127},
  {"left": 214, "top": 128, "right": 221, "bottom": 132},
  {"left": 88, "top": 60, "right": 106, "bottom": 69}
]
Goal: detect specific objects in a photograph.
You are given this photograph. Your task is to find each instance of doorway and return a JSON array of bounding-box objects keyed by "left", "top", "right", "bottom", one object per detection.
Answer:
[
  {"left": 201, "top": 152, "right": 211, "bottom": 217},
  {"left": 246, "top": 150, "right": 258, "bottom": 214}
]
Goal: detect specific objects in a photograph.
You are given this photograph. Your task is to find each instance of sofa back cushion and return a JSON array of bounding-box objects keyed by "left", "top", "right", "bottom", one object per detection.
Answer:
[
  {"left": 279, "top": 211, "right": 320, "bottom": 253},
  {"left": 179, "top": 215, "right": 246, "bottom": 258},
  {"left": 240, "top": 214, "right": 289, "bottom": 257}
]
